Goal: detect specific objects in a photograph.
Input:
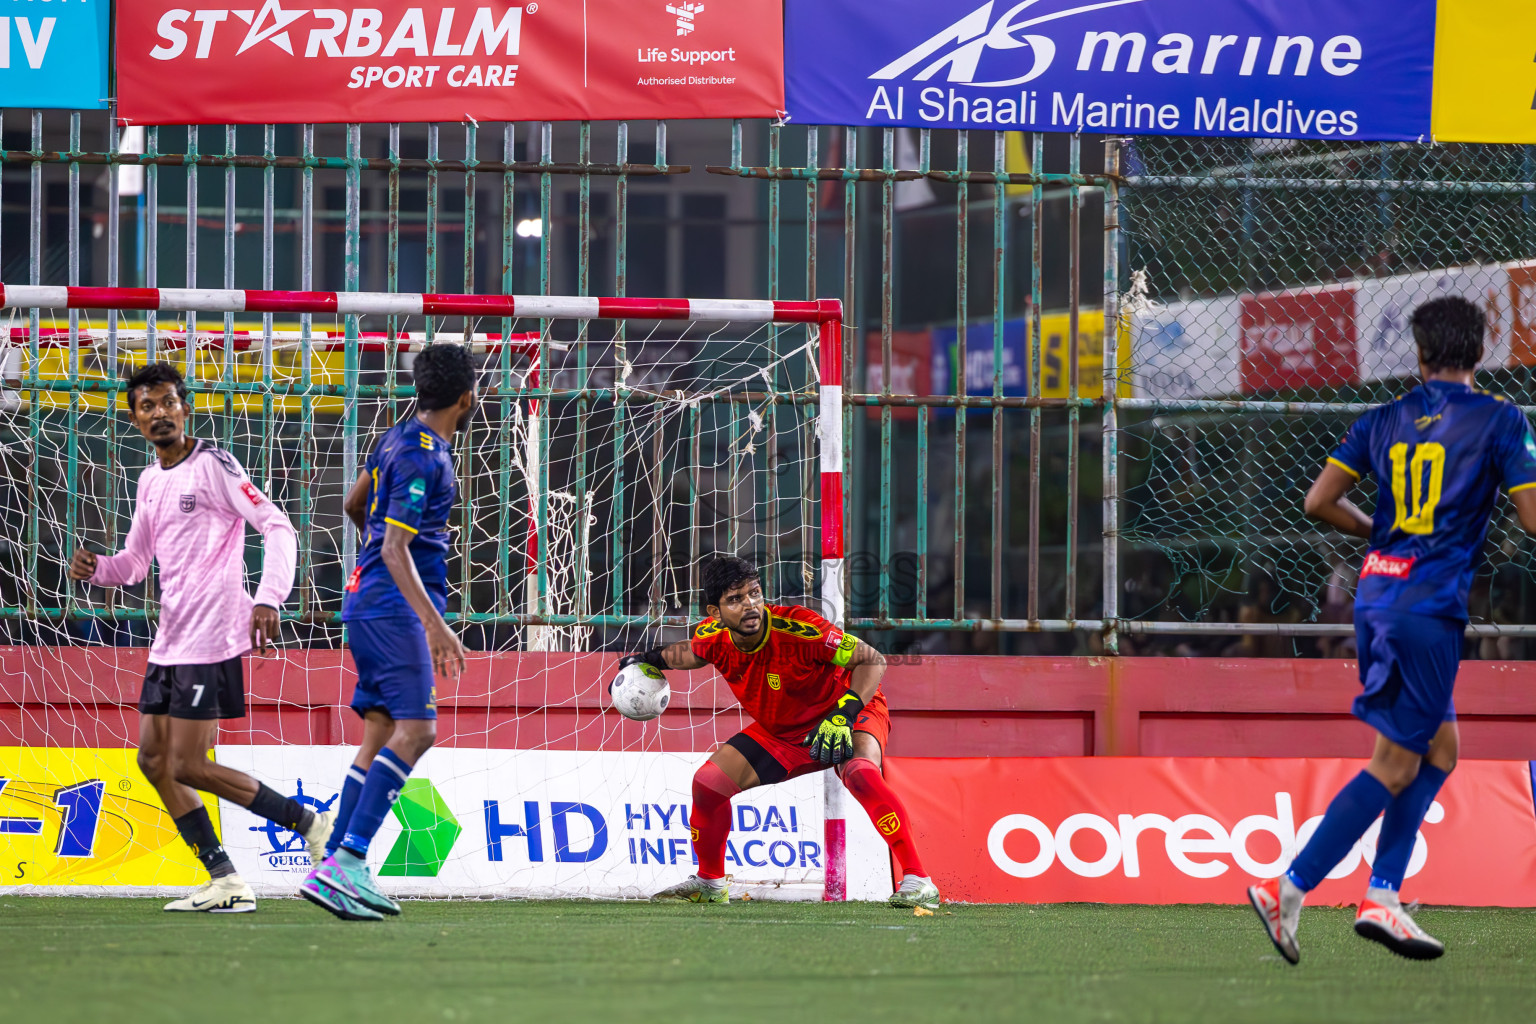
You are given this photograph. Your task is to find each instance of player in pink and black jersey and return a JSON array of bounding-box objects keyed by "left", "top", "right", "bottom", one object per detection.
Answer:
[{"left": 68, "top": 362, "right": 332, "bottom": 913}]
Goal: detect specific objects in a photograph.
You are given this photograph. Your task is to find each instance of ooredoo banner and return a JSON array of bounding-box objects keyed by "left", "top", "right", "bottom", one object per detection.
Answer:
[
  {"left": 785, "top": 0, "right": 1435, "bottom": 141},
  {"left": 117, "top": 1, "right": 784, "bottom": 125},
  {"left": 884, "top": 757, "right": 1536, "bottom": 905}
]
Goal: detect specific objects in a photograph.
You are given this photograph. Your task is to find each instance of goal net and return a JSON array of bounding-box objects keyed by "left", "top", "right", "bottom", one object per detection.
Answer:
[{"left": 0, "top": 286, "right": 864, "bottom": 900}]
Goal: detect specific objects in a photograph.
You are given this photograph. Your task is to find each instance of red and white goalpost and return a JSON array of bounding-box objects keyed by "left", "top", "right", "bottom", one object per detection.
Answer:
[{"left": 3, "top": 285, "right": 857, "bottom": 900}]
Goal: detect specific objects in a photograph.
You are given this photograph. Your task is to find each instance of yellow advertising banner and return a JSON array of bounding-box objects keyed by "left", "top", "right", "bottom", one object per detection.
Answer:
[
  {"left": 12, "top": 340, "right": 348, "bottom": 416},
  {"left": 1038, "top": 309, "right": 1132, "bottom": 400},
  {"left": 1432, "top": 1, "right": 1536, "bottom": 143},
  {"left": 0, "top": 748, "right": 217, "bottom": 887}
]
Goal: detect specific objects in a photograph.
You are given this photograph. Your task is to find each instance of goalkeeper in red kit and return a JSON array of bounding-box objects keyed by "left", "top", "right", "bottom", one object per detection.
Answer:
[{"left": 622, "top": 555, "right": 939, "bottom": 910}]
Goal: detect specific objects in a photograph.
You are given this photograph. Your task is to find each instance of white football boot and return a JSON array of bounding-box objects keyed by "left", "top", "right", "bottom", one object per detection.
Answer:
[
  {"left": 651, "top": 874, "right": 730, "bottom": 904},
  {"left": 1354, "top": 888, "right": 1445, "bottom": 960},
  {"left": 889, "top": 875, "right": 941, "bottom": 911},
  {"left": 164, "top": 874, "right": 257, "bottom": 913}
]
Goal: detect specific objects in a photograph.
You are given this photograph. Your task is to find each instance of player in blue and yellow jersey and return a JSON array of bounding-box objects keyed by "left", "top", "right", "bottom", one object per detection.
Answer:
[
  {"left": 300, "top": 344, "right": 476, "bottom": 921},
  {"left": 1249, "top": 297, "right": 1536, "bottom": 963}
]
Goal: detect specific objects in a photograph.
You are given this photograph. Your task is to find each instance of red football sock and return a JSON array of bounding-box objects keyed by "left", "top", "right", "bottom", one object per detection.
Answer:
[
  {"left": 841, "top": 757, "right": 928, "bottom": 878},
  {"left": 689, "top": 761, "right": 740, "bottom": 880}
]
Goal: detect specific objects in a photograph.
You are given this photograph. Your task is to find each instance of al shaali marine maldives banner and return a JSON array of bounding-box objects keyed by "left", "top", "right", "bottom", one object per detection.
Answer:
[
  {"left": 785, "top": 0, "right": 1435, "bottom": 142},
  {"left": 0, "top": 0, "right": 109, "bottom": 108},
  {"left": 117, "top": 0, "right": 784, "bottom": 125}
]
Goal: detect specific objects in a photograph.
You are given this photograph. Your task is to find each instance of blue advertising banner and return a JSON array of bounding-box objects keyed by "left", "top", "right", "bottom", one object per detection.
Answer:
[
  {"left": 0, "top": 0, "right": 109, "bottom": 109},
  {"left": 932, "top": 321, "right": 1028, "bottom": 401},
  {"left": 785, "top": 0, "right": 1434, "bottom": 141}
]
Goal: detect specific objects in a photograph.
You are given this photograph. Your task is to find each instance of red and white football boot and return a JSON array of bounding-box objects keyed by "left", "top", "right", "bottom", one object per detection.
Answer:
[
  {"left": 1247, "top": 875, "right": 1303, "bottom": 965},
  {"left": 1354, "top": 888, "right": 1445, "bottom": 960}
]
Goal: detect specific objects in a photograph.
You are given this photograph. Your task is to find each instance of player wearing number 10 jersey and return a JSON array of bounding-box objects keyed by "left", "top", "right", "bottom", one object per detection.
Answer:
[{"left": 1249, "top": 297, "right": 1536, "bottom": 965}]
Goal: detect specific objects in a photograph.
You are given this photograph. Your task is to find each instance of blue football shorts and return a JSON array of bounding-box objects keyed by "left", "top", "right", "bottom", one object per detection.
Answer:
[
  {"left": 346, "top": 615, "right": 437, "bottom": 720},
  {"left": 1352, "top": 607, "right": 1461, "bottom": 754}
]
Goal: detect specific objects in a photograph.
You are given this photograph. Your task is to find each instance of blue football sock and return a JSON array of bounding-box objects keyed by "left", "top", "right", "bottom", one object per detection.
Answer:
[
  {"left": 1286, "top": 770, "right": 1393, "bottom": 892},
  {"left": 1369, "top": 764, "right": 1448, "bottom": 892},
  {"left": 324, "top": 764, "right": 368, "bottom": 858},
  {"left": 340, "top": 747, "right": 414, "bottom": 857}
]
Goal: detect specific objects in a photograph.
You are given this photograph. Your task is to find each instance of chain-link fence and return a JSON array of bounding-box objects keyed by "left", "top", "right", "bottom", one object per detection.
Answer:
[{"left": 1118, "top": 138, "right": 1536, "bottom": 658}]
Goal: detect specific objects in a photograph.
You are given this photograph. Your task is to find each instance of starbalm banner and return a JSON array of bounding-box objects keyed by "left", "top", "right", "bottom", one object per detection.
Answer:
[
  {"left": 785, "top": 0, "right": 1436, "bottom": 141},
  {"left": 117, "top": 0, "right": 784, "bottom": 125}
]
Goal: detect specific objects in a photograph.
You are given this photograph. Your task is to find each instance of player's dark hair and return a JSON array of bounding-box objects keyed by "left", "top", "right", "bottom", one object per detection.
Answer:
[
  {"left": 412, "top": 343, "right": 475, "bottom": 410},
  {"left": 124, "top": 361, "right": 189, "bottom": 409},
  {"left": 1411, "top": 296, "right": 1485, "bottom": 372},
  {"left": 701, "top": 554, "right": 760, "bottom": 611}
]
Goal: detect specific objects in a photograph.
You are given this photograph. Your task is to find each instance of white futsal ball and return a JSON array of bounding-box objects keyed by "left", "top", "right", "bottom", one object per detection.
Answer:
[{"left": 609, "top": 661, "right": 671, "bottom": 721}]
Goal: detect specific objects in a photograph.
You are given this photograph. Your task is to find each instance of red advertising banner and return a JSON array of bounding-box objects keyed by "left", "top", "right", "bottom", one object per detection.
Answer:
[
  {"left": 1507, "top": 261, "right": 1536, "bottom": 367},
  {"left": 1239, "top": 285, "right": 1358, "bottom": 394},
  {"left": 885, "top": 757, "right": 1536, "bottom": 906},
  {"left": 862, "top": 328, "right": 931, "bottom": 422},
  {"left": 117, "top": 1, "right": 784, "bottom": 125}
]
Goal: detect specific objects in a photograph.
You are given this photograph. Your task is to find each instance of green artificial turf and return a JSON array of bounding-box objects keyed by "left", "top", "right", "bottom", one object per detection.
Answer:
[{"left": 2, "top": 898, "right": 1534, "bottom": 1023}]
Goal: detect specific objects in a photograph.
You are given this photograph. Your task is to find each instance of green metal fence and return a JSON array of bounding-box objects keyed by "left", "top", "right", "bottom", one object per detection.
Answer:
[{"left": 3, "top": 111, "right": 1536, "bottom": 656}]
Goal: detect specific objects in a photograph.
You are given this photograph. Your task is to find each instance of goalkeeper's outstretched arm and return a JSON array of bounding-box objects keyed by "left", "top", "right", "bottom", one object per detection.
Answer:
[{"left": 620, "top": 641, "right": 707, "bottom": 673}]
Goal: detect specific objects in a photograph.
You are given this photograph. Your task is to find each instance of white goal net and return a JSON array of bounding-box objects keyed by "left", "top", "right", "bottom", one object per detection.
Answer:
[{"left": 0, "top": 288, "right": 865, "bottom": 900}]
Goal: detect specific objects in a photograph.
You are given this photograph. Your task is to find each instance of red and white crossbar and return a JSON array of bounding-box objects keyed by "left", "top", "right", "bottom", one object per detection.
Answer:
[
  {"left": 1, "top": 282, "right": 851, "bottom": 901},
  {"left": 0, "top": 285, "right": 841, "bottom": 324}
]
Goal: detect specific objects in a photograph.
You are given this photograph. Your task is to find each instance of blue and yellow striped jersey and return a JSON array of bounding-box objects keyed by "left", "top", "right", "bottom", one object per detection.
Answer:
[
  {"left": 1330, "top": 380, "right": 1536, "bottom": 621},
  {"left": 341, "top": 415, "right": 458, "bottom": 622}
]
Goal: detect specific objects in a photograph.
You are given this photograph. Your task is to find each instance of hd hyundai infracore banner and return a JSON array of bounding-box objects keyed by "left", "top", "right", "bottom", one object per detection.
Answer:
[
  {"left": 117, "top": 0, "right": 784, "bottom": 125},
  {"left": 785, "top": 0, "right": 1436, "bottom": 141}
]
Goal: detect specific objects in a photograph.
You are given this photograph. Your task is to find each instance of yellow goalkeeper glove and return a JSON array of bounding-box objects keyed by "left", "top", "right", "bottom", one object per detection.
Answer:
[{"left": 804, "top": 690, "right": 865, "bottom": 765}]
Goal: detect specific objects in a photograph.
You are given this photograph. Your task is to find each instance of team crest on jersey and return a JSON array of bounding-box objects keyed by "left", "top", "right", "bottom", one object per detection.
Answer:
[
  {"left": 772, "top": 615, "right": 824, "bottom": 641},
  {"left": 693, "top": 619, "right": 725, "bottom": 640},
  {"left": 766, "top": 673, "right": 781, "bottom": 691},
  {"left": 831, "top": 632, "right": 859, "bottom": 668},
  {"left": 179, "top": 494, "right": 196, "bottom": 513}
]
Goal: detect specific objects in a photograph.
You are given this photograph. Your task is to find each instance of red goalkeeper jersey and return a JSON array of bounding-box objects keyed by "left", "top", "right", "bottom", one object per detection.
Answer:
[{"left": 690, "top": 604, "right": 866, "bottom": 741}]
